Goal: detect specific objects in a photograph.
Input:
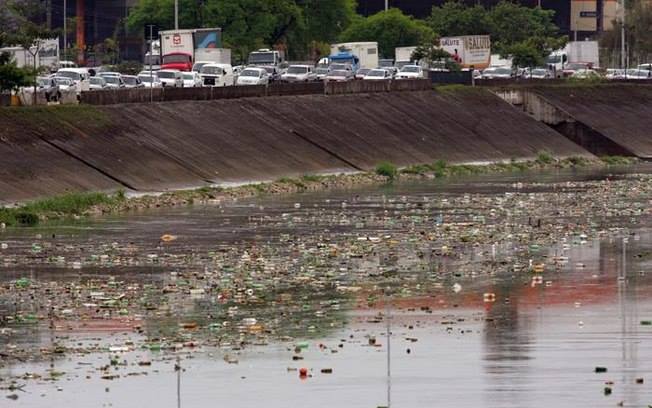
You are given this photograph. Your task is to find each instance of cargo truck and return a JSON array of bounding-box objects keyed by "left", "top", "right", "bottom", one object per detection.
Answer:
[
  {"left": 546, "top": 41, "right": 599, "bottom": 77},
  {"left": 395, "top": 46, "right": 418, "bottom": 69},
  {"left": 439, "top": 35, "right": 491, "bottom": 70},
  {"left": 160, "top": 28, "right": 228, "bottom": 71},
  {"left": 329, "top": 42, "right": 379, "bottom": 71}
]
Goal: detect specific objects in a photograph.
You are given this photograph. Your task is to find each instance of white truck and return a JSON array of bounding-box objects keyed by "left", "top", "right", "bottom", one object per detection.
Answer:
[
  {"left": 439, "top": 35, "right": 491, "bottom": 70},
  {"left": 159, "top": 28, "right": 226, "bottom": 71},
  {"left": 546, "top": 41, "right": 600, "bottom": 77},
  {"left": 329, "top": 42, "right": 379, "bottom": 70},
  {"left": 247, "top": 48, "right": 285, "bottom": 67},
  {"left": 395, "top": 46, "right": 418, "bottom": 69}
]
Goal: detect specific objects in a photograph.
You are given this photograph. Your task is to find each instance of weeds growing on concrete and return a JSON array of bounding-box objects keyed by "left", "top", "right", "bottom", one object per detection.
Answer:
[
  {"left": 536, "top": 150, "right": 554, "bottom": 165},
  {"left": 0, "top": 191, "right": 125, "bottom": 227},
  {"left": 375, "top": 162, "right": 398, "bottom": 180},
  {"left": 600, "top": 155, "right": 636, "bottom": 165}
]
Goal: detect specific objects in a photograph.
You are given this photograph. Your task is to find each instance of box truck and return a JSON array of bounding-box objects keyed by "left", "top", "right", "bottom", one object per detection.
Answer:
[
  {"left": 160, "top": 28, "right": 227, "bottom": 71},
  {"left": 439, "top": 35, "right": 491, "bottom": 70},
  {"left": 329, "top": 42, "right": 379, "bottom": 70}
]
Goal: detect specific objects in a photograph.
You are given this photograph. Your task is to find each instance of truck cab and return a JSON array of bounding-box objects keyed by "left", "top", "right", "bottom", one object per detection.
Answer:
[
  {"left": 328, "top": 52, "right": 360, "bottom": 73},
  {"left": 161, "top": 52, "right": 192, "bottom": 71},
  {"left": 247, "top": 49, "right": 284, "bottom": 67}
]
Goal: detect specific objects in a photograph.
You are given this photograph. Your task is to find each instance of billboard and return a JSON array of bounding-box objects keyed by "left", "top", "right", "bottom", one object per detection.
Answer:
[
  {"left": 439, "top": 35, "right": 491, "bottom": 69},
  {"left": 194, "top": 29, "right": 222, "bottom": 49}
]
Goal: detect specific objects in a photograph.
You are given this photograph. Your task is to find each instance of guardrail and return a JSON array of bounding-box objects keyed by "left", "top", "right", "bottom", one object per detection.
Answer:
[{"left": 79, "top": 79, "right": 431, "bottom": 105}]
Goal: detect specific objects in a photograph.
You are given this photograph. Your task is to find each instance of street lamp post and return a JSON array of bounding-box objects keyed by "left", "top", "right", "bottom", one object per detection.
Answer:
[
  {"left": 63, "top": 0, "right": 66, "bottom": 60},
  {"left": 385, "top": 0, "right": 388, "bottom": 11},
  {"left": 175, "top": 0, "right": 179, "bottom": 29}
]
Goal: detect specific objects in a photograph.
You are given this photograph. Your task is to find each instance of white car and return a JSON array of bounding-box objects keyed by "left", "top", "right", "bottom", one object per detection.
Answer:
[
  {"left": 52, "top": 77, "right": 78, "bottom": 94},
  {"left": 364, "top": 69, "right": 392, "bottom": 80},
  {"left": 200, "top": 64, "right": 235, "bottom": 87},
  {"left": 236, "top": 67, "right": 269, "bottom": 86},
  {"left": 528, "top": 68, "right": 552, "bottom": 79},
  {"left": 89, "top": 76, "right": 107, "bottom": 90},
  {"left": 192, "top": 61, "right": 215, "bottom": 73},
  {"left": 395, "top": 65, "right": 423, "bottom": 79},
  {"left": 182, "top": 71, "right": 203, "bottom": 87},
  {"left": 156, "top": 69, "right": 184, "bottom": 87},
  {"left": 138, "top": 74, "right": 163, "bottom": 88},
  {"left": 103, "top": 75, "right": 126, "bottom": 89},
  {"left": 325, "top": 69, "right": 354, "bottom": 82},
  {"left": 637, "top": 63, "right": 652, "bottom": 72},
  {"left": 481, "top": 67, "right": 513, "bottom": 79},
  {"left": 122, "top": 75, "right": 144, "bottom": 88},
  {"left": 315, "top": 67, "right": 329, "bottom": 81},
  {"left": 625, "top": 69, "right": 651, "bottom": 80},
  {"left": 56, "top": 68, "right": 91, "bottom": 93},
  {"left": 281, "top": 65, "right": 316, "bottom": 82},
  {"left": 605, "top": 69, "right": 626, "bottom": 80}
]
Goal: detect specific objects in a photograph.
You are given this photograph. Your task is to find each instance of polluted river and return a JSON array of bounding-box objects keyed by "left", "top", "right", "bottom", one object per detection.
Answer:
[{"left": 1, "top": 165, "right": 652, "bottom": 408}]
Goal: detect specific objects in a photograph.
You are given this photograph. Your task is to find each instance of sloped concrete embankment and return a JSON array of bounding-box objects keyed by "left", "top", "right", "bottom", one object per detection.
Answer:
[
  {"left": 498, "top": 84, "right": 652, "bottom": 158},
  {"left": 0, "top": 89, "right": 591, "bottom": 203}
]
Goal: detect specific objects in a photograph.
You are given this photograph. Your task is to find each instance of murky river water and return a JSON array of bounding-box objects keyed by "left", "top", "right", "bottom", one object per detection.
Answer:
[{"left": 1, "top": 167, "right": 652, "bottom": 407}]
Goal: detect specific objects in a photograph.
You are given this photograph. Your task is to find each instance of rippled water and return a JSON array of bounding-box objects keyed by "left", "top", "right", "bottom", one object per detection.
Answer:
[{"left": 1, "top": 167, "right": 652, "bottom": 407}]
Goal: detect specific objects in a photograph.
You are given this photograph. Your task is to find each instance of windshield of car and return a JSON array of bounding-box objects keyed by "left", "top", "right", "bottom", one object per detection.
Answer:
[
  {"left": 123, "top": 77, "right": 138, "bottom": 85},
  {"left": 104, "top": 76, "right": 121, "bottom": 84},
  {"left": 366, "top": 69, "right": 386, "bottom": 77},
  {"left": 163, "top": 54, "right": 191, "bottom": 64},
  {"left": 53, "top": 77, "right": 72, "bottom": 85},
  {"left": 90, "top": 77, "right": 104, "bottom": 84},
  {"left": 56, "top": 71, "right": 81, "bottom": 81},
  {"left": 157, "top": 71, "right": 177, "bottom": 79},
  {"left": 240, "top": 69, "right": 261, "bottom": 78},
  {"left": 315, "top": 68, "right": 329, "bottom": 75},
  {"left": 37, "top": 78, "right": 50, "bottom": 86},
  {"left": 400, "top": 66, "right": 419, "bottom": 73},
  {"left": 356, "top": 69, "right": 370, "bottom": 76},
  {"left": 248, "top": 52, "right": 275, "bottom": 65},
  {"left": 531, "top": 69, "right": 547, "bottom": 75},
  {"left": 201, "top": 66, "right": 224, "bottom": 75},
  {"left": 192, "top": 62, "right": 209, "bottom": 72},
  {"left": 287, "top": 66, "right": 308, "bottom": 74},
  {"left": 138, "top": 75, "right": 156, "bottom": 83},
  {"left": 329, "top": 70, "right": 349, "bottom": 77},
  {"left": 627, "top": 69, "right": 647, "bottom": 77},
  {"left": 182, "top": 73, "right": 195, "bottom": 80},
  {"left": 637, "top": 64, "right": 651, "bottom": 71}
]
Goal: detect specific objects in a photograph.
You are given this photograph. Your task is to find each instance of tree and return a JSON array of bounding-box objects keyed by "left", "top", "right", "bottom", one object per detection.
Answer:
[
  {"left": 339, "top": 8, "right": 434, "bottom": 58},
  {"left": 0, "top": 35, "right": 31, "bottom": 94},
  {"left": 427, "top": 0, "right": 562, "bottom": 56},
  {"left": 428, "top": 1, "right": 492, "bottom": 37},
  {"left": 507, "top": 41, "right": 543, "bottom": 71},
  {"left": 1, "top": 0, "right": 59, "bottom": 103}
]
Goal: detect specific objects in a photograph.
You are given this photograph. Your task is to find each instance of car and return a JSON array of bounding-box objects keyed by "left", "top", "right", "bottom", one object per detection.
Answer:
[
  {"left": 636, "top": 63, "right": 652, "bottom": 72},
  {"left": 52, "top": 76, "right": 78, "bottom": 94},
  {"left": 314, "top": 67, "right": 329, "bottom": 81},
  {"left": 192, "top": 61, "right": 216, "bottom": 73},
  {"left": 200, "top": 63, "right": 235, "bottom": 87},
  {"left": 181, "top": 71, "right": 203, "bottom": 87},
  {"left": 156, "top": 69, "right": 184, "bottom": 87},
  {"left": 625, "top": 69, "right": 652, "bottom": 80},
  {"left": 36, "top": 76, "right": 60, "bottom": 101},
  {"left": 605, "top": 68, "right": 626, "bottom": 80},
  {"left": 395, "top": 65, "right": 423, "bottom": 79},
  {"left": 55, "top": 68, "right": 91, "bottom": 93},
  {"left": 138, "top": 73, "right": 163, "bottom": 88},
  {"left": 528, "top": 68, "right": 552, "bottom": 79},
  {"left": 122, "top": 75, "right": 144, "bottom": 89},
  {"left": 236, "top": 67, "right": 269, "bottom": 86},
  {"left": 257, "top": 65, "right": 282, "bottom": 82},
  {"left": 571, "top": 69, "right": 601, "bottom": 79},
  {"left": 103, "top": 75, "right": 126, "bottom": 89},
  {"left": 363, "top": 69, "right": 392, "bottom": 80},
  {"left": 481, "top": 66, "right": 513, "bottom": 79},
  {"left": 325, "top": 69, "right": 354, "bottom": 82},
  {"left": 354, "top": 68, "right": 370, "bottom": 80},
  {"left": 89, "top": 76, "right": 107, "bottom": 90},
  {"left": 563, "top": 62, "right": 592, "bottom": 77},
  {"left": 280, "top": 65, "right": 316, "bottom": 82},
  {"left": 58, "top": 60, "right": 78, "bottom": 69}
]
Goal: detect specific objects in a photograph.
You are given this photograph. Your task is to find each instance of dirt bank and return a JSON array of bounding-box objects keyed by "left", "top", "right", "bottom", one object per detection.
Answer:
[{"left": 0, "top": 89, "right": 592, "bottom": 203}]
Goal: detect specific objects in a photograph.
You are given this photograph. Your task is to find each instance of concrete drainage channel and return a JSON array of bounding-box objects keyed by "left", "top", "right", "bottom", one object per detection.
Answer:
[{"left": 494, "top": 84, "right": 652, "bottom": 159}]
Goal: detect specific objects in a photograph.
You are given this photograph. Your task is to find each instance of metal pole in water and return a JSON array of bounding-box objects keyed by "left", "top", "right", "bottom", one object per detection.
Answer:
[{"left": 386, "top": 288, "right": 391, "bottom": 408}]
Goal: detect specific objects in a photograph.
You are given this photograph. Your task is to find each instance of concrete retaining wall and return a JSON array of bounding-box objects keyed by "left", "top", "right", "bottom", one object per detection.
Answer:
[
  {"left": 0, "top": 89, "right": 592, "bottom": 203},
  {"left": 80, "top": 79, "right": 431, "bottom": 105}
]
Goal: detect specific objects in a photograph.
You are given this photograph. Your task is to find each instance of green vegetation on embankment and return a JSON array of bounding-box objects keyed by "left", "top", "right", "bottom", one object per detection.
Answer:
[{"left": 0, "top": 155, "right": 638, "bottom": 227}]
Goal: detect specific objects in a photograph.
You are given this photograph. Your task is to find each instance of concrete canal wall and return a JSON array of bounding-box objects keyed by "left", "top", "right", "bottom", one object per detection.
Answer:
[
  {"left": 495, "top": 84, "right": 652, "bottom": 159},
  {"left": 0, "top": 88, "right": 592, "bottom": 203}
]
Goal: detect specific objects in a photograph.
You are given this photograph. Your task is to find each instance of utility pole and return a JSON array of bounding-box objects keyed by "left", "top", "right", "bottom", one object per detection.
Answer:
[
  {"left": 147, "top": 24, "right": 155, "bottom": 103},
  {"left": 385, "top": 0, "right": 389, "bottom": 11},
  {"left": 175, "top": 0, "right": 179, "bottom": 29},
  {"left": 63, "top": 0, "right": 66, "bottom": 61},
  {"left": 620, "top": 0, "right": 626, "bottom": 69}
]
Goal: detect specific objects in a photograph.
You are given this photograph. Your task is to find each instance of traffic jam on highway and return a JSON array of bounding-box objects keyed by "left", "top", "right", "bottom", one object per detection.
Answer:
[{"left": 26, "top": 28, "right": 652, "bottom": 102}]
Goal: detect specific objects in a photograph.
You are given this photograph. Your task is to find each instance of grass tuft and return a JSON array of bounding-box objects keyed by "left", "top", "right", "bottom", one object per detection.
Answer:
[{"left": 375, "top": 162, "right": 398, "bottom": 180}]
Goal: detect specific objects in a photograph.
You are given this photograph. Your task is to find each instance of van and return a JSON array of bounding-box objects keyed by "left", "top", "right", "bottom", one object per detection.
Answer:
[
  {"left": 200, "top": 63, "right": 234, "bottom": 87},
  {"left": 55, "top": 68, "right": 91, "bottom": 93}
]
